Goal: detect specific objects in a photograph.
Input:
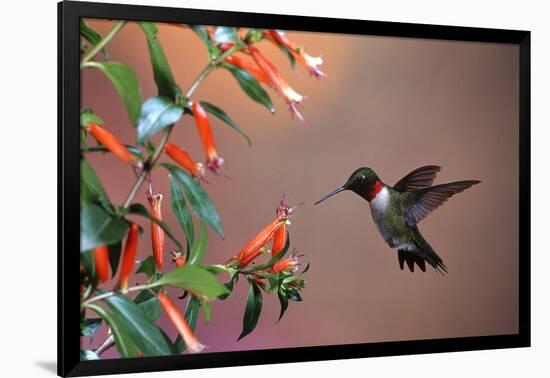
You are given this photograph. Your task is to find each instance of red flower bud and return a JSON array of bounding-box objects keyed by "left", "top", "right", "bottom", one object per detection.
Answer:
[
  {"left": 165, "top": 143, "right": 205, "bottom": 180},
  {"left": 158, "top": 291, "right": 205, "bottom": 354},
  {"left": 93, "top": 245, "right": 110, "bottom": 283},
  {"left": 271, "top": 223, "right": 287, "bottom": 257},
  {"left": 147, "top": 192, "right": 165, "bottom": 270},
  {"left": 118, "top": 223, "right": 139, "bottom": 293},
  {"left": 86, "top": 123, "right": 136, "bottom": 163},
  {"left": 192, "top": 102, "right": 224, "bottom": 175},
  {"left": 233, "top": 218, "right": 286, "bottom": 267},
  {"left": 171, "top": 251, "right": 186, "bottom": 268}
]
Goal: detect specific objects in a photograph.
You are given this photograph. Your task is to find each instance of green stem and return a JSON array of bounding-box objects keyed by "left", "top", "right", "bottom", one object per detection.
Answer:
[
  {"left": 120, "top": 43, "right": 244, "bottom": 209},
  {"left": 81, "top": 283, "right": 153, "bottom": 308},
  {"left": 80, "top": 21, "right": 126, "bottom": 67}
]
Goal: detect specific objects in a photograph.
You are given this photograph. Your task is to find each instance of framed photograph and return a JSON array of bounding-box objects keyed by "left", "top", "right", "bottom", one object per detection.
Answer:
[{"left": 59, "top": 0, "right": 530, "bottom": 376}]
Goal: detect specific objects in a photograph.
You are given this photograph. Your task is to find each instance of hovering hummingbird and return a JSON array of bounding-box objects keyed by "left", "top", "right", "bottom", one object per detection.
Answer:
[{"left": 315, "top": 166, "right": 480, "bottom": 273}]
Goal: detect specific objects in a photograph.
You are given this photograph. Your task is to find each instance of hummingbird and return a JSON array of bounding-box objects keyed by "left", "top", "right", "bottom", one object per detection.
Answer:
[{"left": 315, "top": 166, "right": 480, "bottom": 273}]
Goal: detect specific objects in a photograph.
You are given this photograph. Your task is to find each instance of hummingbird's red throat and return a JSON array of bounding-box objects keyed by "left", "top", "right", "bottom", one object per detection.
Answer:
[{"left": 366, "top": 180, "right": 383, "bottom": 202}]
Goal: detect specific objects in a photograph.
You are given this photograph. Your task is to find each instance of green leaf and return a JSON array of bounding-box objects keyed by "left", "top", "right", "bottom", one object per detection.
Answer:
[
  {"left": 174, "top": 296, "right": 200, "bottom": 353},
  {"left": 136, "top": 96, "right": 183, "bottom": 143},
  {"left": 169, "top": 173, "right": 194, "bottom": 247},
  {"left": 139, "top": 22, "right": 177, "bottom": 99},
  {"left": 238, "top": 282, "right": 263, "bottom": 340},
  {"left": 87, "top": 303, "right": 138, "bottom": 358},
  {"left": 80, "top": 249, "right": 96, "bottom": 280},
  {"left": 80, "top": 108, "right": 104, "bottom": 127},
  {"left": 277, "top": 290, "right": 289, "bottom": 322},
  {"left": 80, "top": 317, "right": 102, "bottom": 337},
  {"left": 80, "top": 19, "right": 109, "bottom": 59},
  {"left": 153, "top": 265, "right": 229, "bottom": 299},
  {"left": 127, "top": 203, "right": 183, "bottom": 251},
  {"left": 200, "top": 101, "right": 251, "bottom": 146},
  {"left": 136, "top": 256, "right": 156, "bottom": 279},
  {"left": 163, "top": 164, "right": 224, "bottom": 238},
  {"left": 80, "top": 159, "right": 109, "bottom": 207},
  {"left": 108, "top": 241, "right": 122, "bottom": 278},
  {"left": 80, "top": 349, "right": 100, "bottom": 361},
  {"left": 84, "top": 61, "right": 142, "bottom": 124},
  {"left": 80, "top": 204, "right": 128, "bottom": 252},
  {"left": 134, "top": 290, "right": 161, "bottom": 322},
  {"left": 222, "top": 63, "right": 274, "bottom": 113},
  {"left": 104, "top": 294, "right": 173, "bottom": 356},
  {"left": 188, "top": 223, "right": 207, "bottom": 265},
  {"left": 82, "top": 144, "right": 143, "bottom": 160},
  {"left": 190, "top": 25, "right": 220, "bottom": 59}
]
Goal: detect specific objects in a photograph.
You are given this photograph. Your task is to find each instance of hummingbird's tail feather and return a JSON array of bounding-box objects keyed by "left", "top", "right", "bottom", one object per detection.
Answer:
[{"left": 398, "top": 228, "right": 448, "bottom": 274}]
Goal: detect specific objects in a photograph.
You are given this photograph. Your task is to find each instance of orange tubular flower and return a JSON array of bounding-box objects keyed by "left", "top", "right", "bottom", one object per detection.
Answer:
[
  {"left": 158, "top": 291, "right": 205, "bottom": 354},
  {"left": 86, "top": 123, "right": 136, "bottom": 164},
  {"left": 93, "top": 245, "right": 110, "bottom": 283},
  {"left": 171, "top": 251, "right": 186, "bottom": 268},
  {"left": 271, "top": 223, "right": 287, "bottom": 257},
  {"left": 147, "top": 192, "right": 165, "bottom": 270},
  {"left": 267, "top": 30, "right": 327, "bottom": 78},
  {"left": 249, "top": 47, "right": 306, "bottom": 123},
  {"left": 269, "top": 250, "right": 300, "bottom": 273},
  {"left": 118, "top": 223, "right": 139, "bottom": 293},
  {"left": 192, "top": 102, "right": 224, "bottom": 175},
  {"left": 224, "top": 55, "right": 270, "bottom": 85},
  {"left": 165, "top": 143, "right": 205, "bottom": 180},
  {"left": 237, "top": 246, "right": 269, "bottom": 269},
  {"left": 234, "top": 218, "right": 286, "bottom": 267}
]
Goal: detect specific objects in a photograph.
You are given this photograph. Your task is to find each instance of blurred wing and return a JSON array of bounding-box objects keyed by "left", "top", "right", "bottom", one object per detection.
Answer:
[
  {"left": 393, "top": 165, "right": 441, "bottom": 192},
  {"left": 404, "top": 180, "right": 481, "bottom": 225}
]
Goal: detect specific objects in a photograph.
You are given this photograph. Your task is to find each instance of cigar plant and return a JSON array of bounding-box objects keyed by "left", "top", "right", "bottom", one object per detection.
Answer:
[{"left": 80, "top": 20, "right": 324, "bottom": 360}]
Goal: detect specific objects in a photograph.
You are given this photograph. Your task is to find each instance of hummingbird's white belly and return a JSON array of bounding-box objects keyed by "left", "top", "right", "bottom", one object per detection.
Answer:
[{"left": 369, "top": 186, "right": 416, "bottom": 251}]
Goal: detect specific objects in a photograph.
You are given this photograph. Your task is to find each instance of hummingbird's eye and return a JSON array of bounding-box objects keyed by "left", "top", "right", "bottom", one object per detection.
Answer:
[{"left": 360, "top": 175, "right": 366, "bottom": 181}]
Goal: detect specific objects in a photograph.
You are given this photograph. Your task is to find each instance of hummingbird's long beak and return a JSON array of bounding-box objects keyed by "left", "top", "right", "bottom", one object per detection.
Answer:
[{"left": 314, "top": 187, "right": 346, "bottom": 205}]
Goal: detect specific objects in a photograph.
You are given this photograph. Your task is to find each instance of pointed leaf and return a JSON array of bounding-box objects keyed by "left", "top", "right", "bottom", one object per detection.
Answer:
[
  {"left": 80, "top": 204, "right": 128, "bottom": 252},
  {"left": 200, "top": 101, "right": 251, "bottom": 146},
  {"left": 80, "top": 159, "right": 109, "bottom": 207},
  {"left": 134, "top": 290, "right": 161, "bottom": 322},
  {"left": 107, "top": 241, "right": 122, "bottom": 278},
  {"left": 136, "top": 96, "right": 183, "bottom": 143},
  {"left": 222, "top": 63, "right": 274, "bottom": 113},
  {"left": 214, "top": 27, "right": 241, "bottom": 45},
  {"left": 104, "top": 294, "right": 172, "bottom": 356},
  {"left": 162, "top": 164, "right": 224, "bottom": 238},
  {"left": 169, "top": 175, "right": 194, "bottom": 247},
  {"left": 136, "top": 256, "right": 156, "bottom": 279},
  {"left": 238, "top": 282, "right": 263, "bottom": 340},
  {"left": 190, "top": 25, "right": 220, "bottom": 59},
  {"left": 188, "top": 223, "right": 207, "bottom": 265},
  {"left": 87, "top": 303, "right": 138, "bottom": 358},
  {"left": 277, "top": 290, "right": 289, "bottom": 322},
  {"left": 83, "top": 61, "right": 142, "bottom": 124},
  {"left": 139, "top": 22, "right": 177, "bottom": 99},
  {"left": 153, "top": 265, "right": 229, "bottom": 299},
  {"left": 80, "top": 19, "right": 109, "bottom": 59}
]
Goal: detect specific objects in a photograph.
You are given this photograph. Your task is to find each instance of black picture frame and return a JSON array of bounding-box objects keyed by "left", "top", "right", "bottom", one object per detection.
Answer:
[{"left": 59, "top": 1, "right": 531, "bottom": 376}]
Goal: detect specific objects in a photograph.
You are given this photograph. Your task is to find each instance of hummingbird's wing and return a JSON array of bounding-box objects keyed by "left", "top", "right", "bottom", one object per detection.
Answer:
[
  {"left": 393, "top": 165, "right": 441, "bottom": 192},
  {"left": 404, "top": 180, "right": 481, "bottom": 225}
]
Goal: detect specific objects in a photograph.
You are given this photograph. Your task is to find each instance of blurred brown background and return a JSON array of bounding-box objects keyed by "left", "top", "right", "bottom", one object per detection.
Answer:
[{"left": 81, "top": 19, "right": 519, "bottom": 356}]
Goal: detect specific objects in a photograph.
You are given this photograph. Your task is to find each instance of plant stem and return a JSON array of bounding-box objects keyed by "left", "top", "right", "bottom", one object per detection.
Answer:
[
  {"left": 120, "top": 44, "right": 243, "bottom": 209},
  {"left": 80, "top": 21, "right": 126, "bottom": 67},
  {"left": 81, "top": 283, "right": 153, "bottom": 308},
  {"left": 94, "top": 335, "right": 115, "bottom": 356}
]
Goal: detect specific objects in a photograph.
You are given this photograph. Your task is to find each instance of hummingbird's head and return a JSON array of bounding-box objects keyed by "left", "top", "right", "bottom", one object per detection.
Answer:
[{"left": 315, "top": 167, "right": 380, "bottom": 205}]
